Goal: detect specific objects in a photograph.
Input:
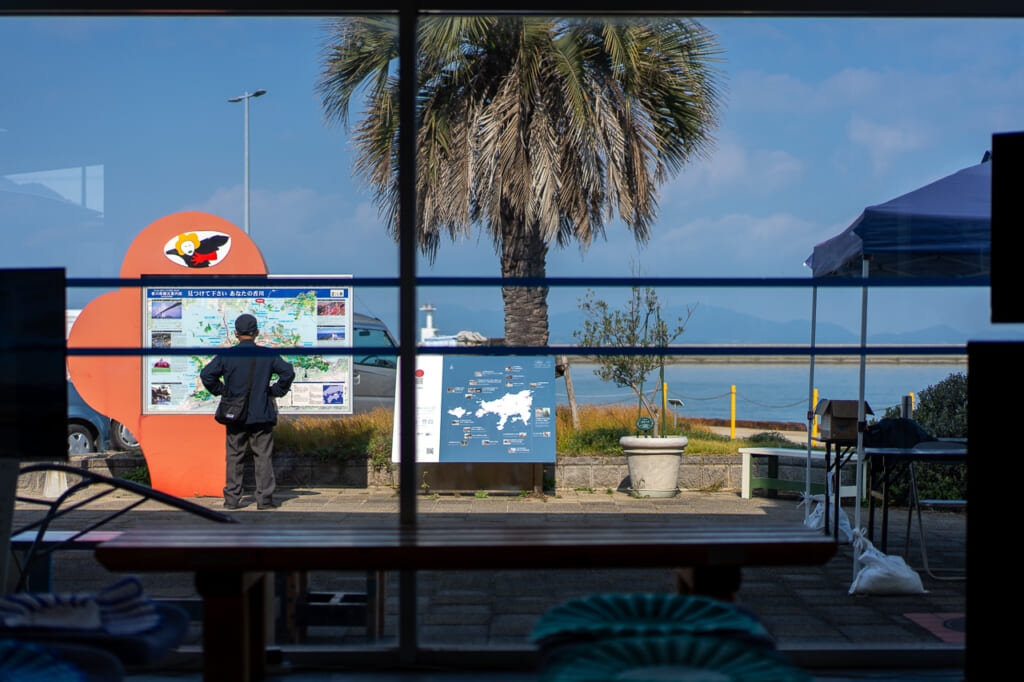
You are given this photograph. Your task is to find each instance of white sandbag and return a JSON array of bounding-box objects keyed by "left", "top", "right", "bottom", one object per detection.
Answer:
[
  {"left": 849, "top": 529, "right": 926, "bottom": 595},
  {"left": 798, "top": 493, "right": 853, "bottom": 543}
]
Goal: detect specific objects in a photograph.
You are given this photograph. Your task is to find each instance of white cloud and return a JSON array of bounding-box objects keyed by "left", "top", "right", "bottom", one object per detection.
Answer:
[
  {"left": 729, "top": 71, "right": 812, "bottom": 113},
  {"left": 592, "top": 212, "right": 822, "bottom": 277},
  {"left": 729, "top": 67, "right": 883, "bottom": 115},
  {"left": 669, "top": 140, "right": 804, "bottom": 201},
  {"left": 186, "top": 185, "right": 243, "bottom": 225},
  {"left": 818, "top": 68, "right": 883, "bottom": 107},
  {"left": 184, "top": 185, "right": 396, "bottom": 278},
  {"left": 846, "top": 115, "right": 930, "bottom": 174}
]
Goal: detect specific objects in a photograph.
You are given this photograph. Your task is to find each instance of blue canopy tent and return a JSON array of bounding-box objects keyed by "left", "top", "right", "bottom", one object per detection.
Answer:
[
  {"left": 807, "top": 159, "right": 990, "bottom": 278},
  {"left": 803, "top": 157, "right": 990, "bottom": 555}
]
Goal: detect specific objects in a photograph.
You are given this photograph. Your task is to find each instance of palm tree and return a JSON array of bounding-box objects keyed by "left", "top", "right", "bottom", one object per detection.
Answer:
[{"left": 317, "top": 16, "right": 723, "bottom": 346}]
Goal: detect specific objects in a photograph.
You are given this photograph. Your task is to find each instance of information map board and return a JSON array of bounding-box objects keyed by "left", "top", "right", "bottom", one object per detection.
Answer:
[
  {"left": 142, "top": 286, "right": 353, "bottom": 415},
  {"left": 393, "top": 356, "right": 556, "bottom": 463}
]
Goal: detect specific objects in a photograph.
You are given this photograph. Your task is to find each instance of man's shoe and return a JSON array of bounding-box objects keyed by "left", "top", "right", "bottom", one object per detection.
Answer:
[
  {"left": 223, "top": 500, "right": 242, "bottom": 510},
  {"left": 257, "top": 501, "right": 278, "bottom": 510}
]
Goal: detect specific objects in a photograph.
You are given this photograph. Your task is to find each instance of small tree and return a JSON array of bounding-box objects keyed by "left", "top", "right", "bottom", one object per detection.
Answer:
[{"left": 575, "top": 286, "right": 692, "bottom": 435}]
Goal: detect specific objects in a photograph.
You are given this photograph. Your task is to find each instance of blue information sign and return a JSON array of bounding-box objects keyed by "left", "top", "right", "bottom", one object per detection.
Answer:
[{"left": 393, "top": 355, "right": 557, "bottom": 463}]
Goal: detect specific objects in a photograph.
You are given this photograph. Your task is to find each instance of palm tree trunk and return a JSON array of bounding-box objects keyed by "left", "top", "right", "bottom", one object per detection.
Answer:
[
  {"left": 499, "top": 214, "right": 551, "bottom": 495},
  {"left": 499, "top": 215, "right": 549, "bottom": 347}
]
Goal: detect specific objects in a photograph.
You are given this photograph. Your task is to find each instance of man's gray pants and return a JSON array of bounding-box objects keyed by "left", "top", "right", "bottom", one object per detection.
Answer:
[{"left": 224, "top": 422, "right": 276, "bottom": 506}]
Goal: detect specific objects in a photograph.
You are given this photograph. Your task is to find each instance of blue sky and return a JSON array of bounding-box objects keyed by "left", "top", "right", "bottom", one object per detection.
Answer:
[{"left": 2, "top": 15, "right": 1022, "bottom": 342}]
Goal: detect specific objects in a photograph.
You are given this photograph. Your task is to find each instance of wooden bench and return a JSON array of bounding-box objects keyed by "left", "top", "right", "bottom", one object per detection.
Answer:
[
  {"left": 738, "top": 447, "right": 860, "bottom": 500},
  {"left": 94, "top": 519, "right": 837, "bottom": 682},
  {"left": 8, "top": 529, "right": 378, "bottom": 641},
  {"left": 9, "top": 530, "right": 122, "bottom": 592}
]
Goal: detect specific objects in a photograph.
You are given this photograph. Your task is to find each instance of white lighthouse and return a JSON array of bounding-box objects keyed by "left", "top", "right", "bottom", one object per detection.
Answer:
[{"left": 420, "top": 303, "right": 438, "bottom": 343}]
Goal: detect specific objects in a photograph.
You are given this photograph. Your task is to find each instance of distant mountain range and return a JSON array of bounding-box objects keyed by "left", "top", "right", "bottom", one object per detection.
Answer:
[{"left": 418, "top": 302, "right": 1023, "bottom": 346}]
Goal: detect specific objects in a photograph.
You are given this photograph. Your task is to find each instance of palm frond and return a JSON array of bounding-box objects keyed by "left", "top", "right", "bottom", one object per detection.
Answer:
[{"left": 317, "top": 14, "right": 724, "bottom": 268}]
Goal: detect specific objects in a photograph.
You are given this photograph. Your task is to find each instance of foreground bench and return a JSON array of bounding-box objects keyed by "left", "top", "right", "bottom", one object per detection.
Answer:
[
  {"left": 95, "top": 519, "right": 837, "bottom": 682},
  {"left": 9, "top": 530, "right": 122, "bottom": 592},
  {"left": 8, "top": 530, "right": 378, "bottom": 638}
]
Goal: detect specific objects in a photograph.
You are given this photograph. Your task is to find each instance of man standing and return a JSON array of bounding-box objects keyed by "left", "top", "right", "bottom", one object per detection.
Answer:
[{"left": 201, "top": 313, "right": 295, "bottom": 510}]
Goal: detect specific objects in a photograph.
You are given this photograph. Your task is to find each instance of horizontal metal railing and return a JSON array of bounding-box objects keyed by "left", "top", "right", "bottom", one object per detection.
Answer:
[{"left": 67, "top": 273, "right": 987, "bottom": 359}]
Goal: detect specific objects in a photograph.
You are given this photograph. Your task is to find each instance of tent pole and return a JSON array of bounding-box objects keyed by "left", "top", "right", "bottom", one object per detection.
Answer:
[
  {"left": 854, "top": 258, "right": 869, "bottom": 577},
  {"left": 806, "top": 285, "right": 818, "bottom": 520}
]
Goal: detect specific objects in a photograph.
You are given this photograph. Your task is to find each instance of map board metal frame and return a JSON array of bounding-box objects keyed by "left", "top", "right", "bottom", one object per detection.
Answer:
[{"left": 141, "top": 281, "right": 353, "bottom": 416}]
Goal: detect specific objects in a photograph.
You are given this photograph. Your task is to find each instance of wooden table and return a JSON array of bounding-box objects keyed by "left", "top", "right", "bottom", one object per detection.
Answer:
[{"left": 95, "top": 520, "right": 837, "bottom": 682}]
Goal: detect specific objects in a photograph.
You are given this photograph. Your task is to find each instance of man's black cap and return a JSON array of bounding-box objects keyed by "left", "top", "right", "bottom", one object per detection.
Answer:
[{"left": 235, "top": 314, "right": 259, "bottom": 336}]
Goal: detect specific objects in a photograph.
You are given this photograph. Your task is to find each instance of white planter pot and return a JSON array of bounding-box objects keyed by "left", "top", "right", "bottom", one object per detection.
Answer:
[{"left": 620, "top": 436, "right": 689, "bottom": 498}]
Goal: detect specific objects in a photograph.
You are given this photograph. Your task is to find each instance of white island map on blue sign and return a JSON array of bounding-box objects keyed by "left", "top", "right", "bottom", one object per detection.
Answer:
[
  {"left": 469, "top": 390, "right": 533, "bottom": 429},
  {"left": 438, "top": 357, "right": 555, "bottom": 463}
]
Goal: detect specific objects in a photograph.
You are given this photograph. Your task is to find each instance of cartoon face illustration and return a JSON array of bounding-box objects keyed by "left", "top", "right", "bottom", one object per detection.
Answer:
[{"left": 164, "top": 231, "right": 231, "bottom": 268}]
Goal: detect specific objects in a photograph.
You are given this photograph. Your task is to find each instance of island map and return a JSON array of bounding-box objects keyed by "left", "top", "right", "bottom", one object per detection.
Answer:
[{"left": 143, "top": 286, "right": 353, "bottom": 414}]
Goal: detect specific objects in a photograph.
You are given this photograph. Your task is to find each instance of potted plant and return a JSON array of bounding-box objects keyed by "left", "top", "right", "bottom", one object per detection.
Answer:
[{"left": 576, "top": 278, "right": 692, "bottom": 497}]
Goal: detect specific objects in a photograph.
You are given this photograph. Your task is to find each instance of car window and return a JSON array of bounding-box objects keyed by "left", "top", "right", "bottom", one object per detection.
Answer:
[
  {"left": 353, "top": 325, "right": 397, "bottom": 369},
  {"left": 354, "top": 326, "right": 396, "bottom": 349}
]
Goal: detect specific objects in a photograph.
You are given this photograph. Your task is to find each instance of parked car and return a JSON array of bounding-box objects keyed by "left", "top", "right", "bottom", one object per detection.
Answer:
[
  {"left": 352, "top": 312, "right": 398, "bottom": 414},
  {"left": 110, "top": 419, "right": 141, "bottom": 451},
  {"left": 67, "top": 380, "right": 111, "bottom": 454}
]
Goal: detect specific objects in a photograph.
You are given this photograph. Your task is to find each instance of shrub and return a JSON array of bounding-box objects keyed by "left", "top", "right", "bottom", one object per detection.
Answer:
[
  {"left": 913, "top": 372, "right": 967, "bottom": 438},
  {"left": 120, "top": 465, "right": 151, "bottom": 486},
  {"left": 880, "top": 372, "right": 968, "bottom": 505},
  {"left": 746, "top": 431, "right": 802, "bottom": 448}
]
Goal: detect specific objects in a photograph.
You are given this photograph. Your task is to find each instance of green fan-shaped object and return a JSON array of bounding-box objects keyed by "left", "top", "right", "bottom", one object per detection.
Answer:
[
  {"left": 531, "top": 593, "right": 772, "bottom": 646},
  {"left": 541, "top": 635, "right": 810, "bottom": 682}
]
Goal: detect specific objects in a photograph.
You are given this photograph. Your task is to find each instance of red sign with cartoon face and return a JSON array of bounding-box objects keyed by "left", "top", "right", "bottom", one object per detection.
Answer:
[{"left": 67, "top": 211, "right": 267, "bottom": 497}]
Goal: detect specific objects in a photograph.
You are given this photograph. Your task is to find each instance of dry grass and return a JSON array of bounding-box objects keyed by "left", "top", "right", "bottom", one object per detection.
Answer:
[
  {"left": 274, "top": 404, "right": 793, "bottom": 460},
  {"left": 556, "top": 404, "right": 741, "bottom": 455},
  {"left": 275, "top": 409, "right": 394, "bottom": 468}
]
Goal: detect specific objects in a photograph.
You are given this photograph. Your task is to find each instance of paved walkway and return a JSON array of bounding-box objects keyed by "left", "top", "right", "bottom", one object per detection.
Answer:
[{"left": 13, "top": 483, "right": 966, "bottom": 653}]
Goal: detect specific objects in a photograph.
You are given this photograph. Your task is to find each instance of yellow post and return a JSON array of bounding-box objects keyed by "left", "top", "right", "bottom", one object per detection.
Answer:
[
  {"left": 813, "top": 388, "right": 820, "bottom": 439},
  {"left": 910, "top": 392, "right": 915, "bottom": 411},
  {"left": 730, "top": 385, "right": 736, "bottom": 439},
  {"left": 662, "top": 382, "right": 668, "bottom": 431}
]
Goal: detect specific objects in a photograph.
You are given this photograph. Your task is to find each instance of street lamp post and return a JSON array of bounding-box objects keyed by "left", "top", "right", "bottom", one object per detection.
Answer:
[{"left": 227, "top": 89, "right": 266, "bottom": 234}]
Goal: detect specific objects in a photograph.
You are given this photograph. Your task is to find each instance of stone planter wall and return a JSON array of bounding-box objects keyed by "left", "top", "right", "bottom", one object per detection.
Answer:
[
  {"left": 549, "top": 454, "right": 745, "bottom": 492},
  {"left": 16, "top": 456, "right": 148, "bottom": 492},
  {"left": 19, "top": 450, "right": 840, "bottom": 495}
]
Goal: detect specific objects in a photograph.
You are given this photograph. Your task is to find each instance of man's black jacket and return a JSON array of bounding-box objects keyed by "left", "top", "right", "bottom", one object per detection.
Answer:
[{"left": 200, "top": 339, "right": 295, "bottom": 425}]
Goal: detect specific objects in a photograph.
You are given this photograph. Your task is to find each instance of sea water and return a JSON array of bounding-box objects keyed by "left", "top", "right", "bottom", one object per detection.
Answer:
[{"left": 557, "top": 362, "right": 966, "bottom": 424}]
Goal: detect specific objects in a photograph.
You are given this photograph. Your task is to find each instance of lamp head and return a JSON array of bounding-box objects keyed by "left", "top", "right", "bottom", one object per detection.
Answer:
[{"left": 227, "top": 90, "right": 267, "bottom": 103}]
